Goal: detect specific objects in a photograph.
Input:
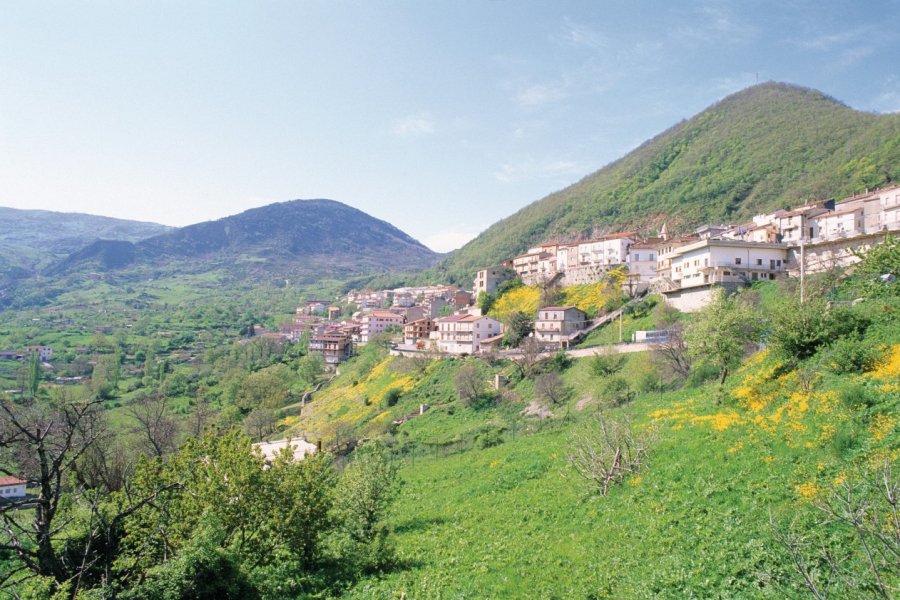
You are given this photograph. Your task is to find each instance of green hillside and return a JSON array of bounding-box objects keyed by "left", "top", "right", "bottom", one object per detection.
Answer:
[{"left": 435, "top": 82, "right": 900, "bottom": 284}]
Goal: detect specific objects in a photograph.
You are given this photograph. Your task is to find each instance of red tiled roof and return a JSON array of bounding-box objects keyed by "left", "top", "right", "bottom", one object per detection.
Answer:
[{"left": 0, "top": 476, "right": 26, "bottom": 486}]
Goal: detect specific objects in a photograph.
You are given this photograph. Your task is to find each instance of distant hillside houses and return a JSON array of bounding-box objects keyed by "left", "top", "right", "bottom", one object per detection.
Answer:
[{"left": 494, "top": 184, "right": 900, "bottom": 311}]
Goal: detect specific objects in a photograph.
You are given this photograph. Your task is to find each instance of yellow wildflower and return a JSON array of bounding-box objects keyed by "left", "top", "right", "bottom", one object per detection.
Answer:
[{"left": 796, "top": 482, "right": 819, "bottom": 499}]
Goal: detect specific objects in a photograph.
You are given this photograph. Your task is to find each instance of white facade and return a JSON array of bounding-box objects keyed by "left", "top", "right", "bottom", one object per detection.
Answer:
[
  {"left": 663, "top": 239, "right": 788, "bottom": 290},
  {"left": 435, "top": 315, "right": 502, "bottom": 355},
  {"left": 626, "top": 245, "right": 658, "bottom": 283},
  {"left": 0, "top": 477, "right": 26, "bottom": 499},
  {"left": 576, "top": 236, "right": 632, "bottom": 267},
  {"left": 811, "top": 207, "right": 864, "bottom": 241},
  {"left": 534, "top": 307, "right": 588, "bottom": 347},
  {"left": 359, "top": 310, "right": 404, "bottom": 344}
]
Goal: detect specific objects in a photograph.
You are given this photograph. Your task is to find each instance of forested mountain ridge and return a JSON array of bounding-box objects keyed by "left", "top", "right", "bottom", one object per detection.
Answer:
[
  {"left": 48, "top": 199, "right": 441, "bottom": 279},
  {"left": 0, "top": 207, "right": 171, "bottom": 273},
  {"left": 435, "top": 82, "right": 900, "bottom": 284}
]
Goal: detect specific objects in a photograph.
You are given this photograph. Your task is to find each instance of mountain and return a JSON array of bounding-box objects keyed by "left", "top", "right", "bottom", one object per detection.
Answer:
[
  {"left": 436, "top": 82, "right": 900, "bottom": 284},
  {"left": 48, "top": 199, "right": 441, "bottom": 280},
  {"left": 0, "top": 207, "right": 172, "bottom": 273}
]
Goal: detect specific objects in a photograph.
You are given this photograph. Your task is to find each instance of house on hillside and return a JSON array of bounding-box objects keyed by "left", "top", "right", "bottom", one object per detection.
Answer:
[
  {"left": 434, "top": 314, "right": 502, "bottom": 355},
  {"left": 359, "top": 310, "right": 404, "bottom": 344},
  {"left": 474, "top": 267, "right": 516, "bottom": 296},
  {"left": 308, "top": 331, "right": 352, "bottom": 364},
  {"left": 26, "top": 346, "right": 52, "bottom": 361},
  {"left": 534, "top": 306, "right": 588, "bottom": 348},
  {"left": 0, "top": 476, "right": 27, "bottom": 499},
  {"left": 659, "top": 238, "right": 788, "bottom": 311},
  {"left": 403, "top": 318, "right": 436, "bottom": 346}
]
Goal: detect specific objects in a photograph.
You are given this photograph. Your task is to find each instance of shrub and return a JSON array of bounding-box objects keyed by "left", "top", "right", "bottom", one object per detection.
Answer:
[
  {"left": 567, "top": 412, "right": 656, "bottom": 496},
  {"left": 382, "top": 388, "right": 401, "bottom": 408},
  {"left": 475, "top": 426, "right": 505, "bottom": 449},
  {"left": 822, "top": 334, "right": 881, "bottom": 374},
  {"left": 591, "top": 349, "right": 625, "bottom": 377},
  {"left": 599, "top": 376, "right": 635, "bottom": 406},
  {"left": 837, "top": 383, "right": 876, "bottom": 409}
]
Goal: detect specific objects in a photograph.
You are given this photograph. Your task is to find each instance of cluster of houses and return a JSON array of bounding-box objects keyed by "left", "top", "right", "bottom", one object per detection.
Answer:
[
  {"left": 285, "top": 184, "right": 899, "bottom": 363},
  {"left": 487, "top": 184, "right": 900, "bottom": 311},
  {"left": 0, "top": 345, "right": 53, "bottom": 362}
]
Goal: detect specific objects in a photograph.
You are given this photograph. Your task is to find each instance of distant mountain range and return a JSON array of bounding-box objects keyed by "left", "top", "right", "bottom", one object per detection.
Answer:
[
  {"left": 0, "top": 207, "right": 172, "bottom": 271},
  {"left": 45, "top": 199, "right": 440, "bottom": 279},
  {"left": 435, "top": 82, "right": 900, "bottom": 284}
]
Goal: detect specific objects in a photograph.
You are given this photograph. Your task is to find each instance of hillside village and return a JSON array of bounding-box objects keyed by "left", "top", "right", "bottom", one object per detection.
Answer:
[{"left": 274, "top": 183, "right": 900, "bottom": 365}]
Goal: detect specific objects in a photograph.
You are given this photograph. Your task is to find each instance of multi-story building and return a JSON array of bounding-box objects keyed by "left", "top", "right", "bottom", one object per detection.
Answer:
[
  {"left": 359, "top": 310, "right": 404, "bottom": 344},
  {"left": 534, "top": 306, "right": 588, "bottom": 348},
  {"left": 660, "top": 238, "right": 789, "bottom": 311},
  {"left": 308, "top": 331, "right": 352, "bottom": 364},
  {"left": 434, "top": 314, "right": 502, "bottom": 355},
  {"left": 474, "top": 267, "right": 516, "bottom": 296},
  {"left": 403, "top": 318, "right": 436, "bottom": 345}
]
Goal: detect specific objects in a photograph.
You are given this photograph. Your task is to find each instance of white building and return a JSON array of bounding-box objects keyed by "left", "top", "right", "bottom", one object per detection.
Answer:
[
  {"left": 253, "top": 438, "right": 317, "bottom": 463},
  {"left": 359, "top": 310, "right": 404, "bottom": 344},
  {"left": 0, "top": 476, "right": 27, "bottom": 499},
  {"left": 434, "top": 314, "right": 502, "bottom": 355},
  {"left": 534, "top": 306, "right": 588, "bottom": 348},
  {"left": 660, "top": 239, "right": 789, "bottom": 311}
]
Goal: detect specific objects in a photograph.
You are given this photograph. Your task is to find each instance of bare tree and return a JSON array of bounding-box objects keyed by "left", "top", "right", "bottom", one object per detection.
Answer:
[
  {"left": 127, "top": 392, "right": 179, "bottom": 458},
  {"left": 767, "top": 457, "right": 900, "bottom": 599},
  {"left": 454, "top": 362, "right": 485, "bottom": 407},
  {"left": 535, "top": 371, "right": 570, "bottom": 406},
  {"left": 0, "top": 389, "right": 105, "bottom": 586},
  {"left": 187, "top": 394, "right": 216, "bottom": 438},
  {"left": 650, "top": 327, "right": 692, "bottom": 381},
  {"left": 567, "top": 411, "right": 655, "bottom": 496},
  {"left": 514, "top": 336, "right": 545, "bottom": 379}
]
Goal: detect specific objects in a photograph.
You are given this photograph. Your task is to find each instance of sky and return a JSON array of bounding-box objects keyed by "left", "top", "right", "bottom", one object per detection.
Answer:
[{"left": 1, "top": 1, "right": 899, "bottom": 252}]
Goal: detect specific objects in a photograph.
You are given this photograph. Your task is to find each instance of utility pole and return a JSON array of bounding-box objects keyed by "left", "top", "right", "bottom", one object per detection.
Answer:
[{"left": 619, "top": 310, "right": 623, "bottom": 343}]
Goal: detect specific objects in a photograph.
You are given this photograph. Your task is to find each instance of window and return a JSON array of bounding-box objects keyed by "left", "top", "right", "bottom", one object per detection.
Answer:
[
  {"left": 756, "top": 258, "right": 762, "bottom": 266},
  {"left": 735, "top": 257, "right": 742, "bottom": 265}
]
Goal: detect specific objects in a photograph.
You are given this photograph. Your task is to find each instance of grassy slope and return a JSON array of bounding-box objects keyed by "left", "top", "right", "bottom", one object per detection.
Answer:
[
  {"left": 434, "top": 83, "right": 900, "bottom": 284},
  {"left": 336, "top": 347, "right": 898, "bottom": 598},
  {"left": 281, "top": 282, "right": 900, "bottom": 598}
]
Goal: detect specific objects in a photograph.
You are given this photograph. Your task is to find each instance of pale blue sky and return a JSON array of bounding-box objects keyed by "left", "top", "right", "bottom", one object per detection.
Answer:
[{"left": 1, "top": 1, "right": 899, "bottom": 251}]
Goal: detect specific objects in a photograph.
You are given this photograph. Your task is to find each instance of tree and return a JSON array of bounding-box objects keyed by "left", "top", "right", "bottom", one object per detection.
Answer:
[
  {"left": 91, "top": 354, "right": 121, "bottom": 399},
  {"left": 331, "top": 443, "right": 399, "bottom": 572},
  {"left": 243, "top": 407, "right": 276, "bottom": 440},
  {"left": 503, "top": 311, "right": 534, "bottom": 348},
  {"left": 591, "top": 346, "right": 626, "bottom": 377},
  {"left": 22, "top": 351, "right": 41, "bottom": 398},
  {"left": 127, "top": 393, "right": 179, "bottom": 458},
  {"left": 767, "top": 457, "right": 900, "bottom": 599},
  {"left": 514, "top": 336, "right": 545, "bottom": 379},
  {"left": 853, "top": 234, "right": 900, "bottom": 297},
  {"left": 567, "top": 411, "right": 655, "bottom": 496},
  {"left": 535, "top": 371, "right": 570, "bottom": 406},
  {"left": 650, "top": 327, "right": 692, "bottom": 380},
  {"left": 454, "top": 362, "right": 485, "bottom": 406},
  {"left": 683, "top": 288, "right": 764, "bottom": 385},
  {"left": 297, "top": 353, "right": 325, "bottom": 387},
  {"left": 0, "top": 388, "right": 131, "bottom": 590},
  {"left": 236, "top": 364, "right": 292, "bottom": 410}
]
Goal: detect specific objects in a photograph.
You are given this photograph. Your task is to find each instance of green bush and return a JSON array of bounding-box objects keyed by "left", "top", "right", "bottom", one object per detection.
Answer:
[
  {"left": 837, "top": 383, "right": 876, "bottom": 409},
  {"left": 822, "top": 334, "right": 881, "bottom": 374},
  {"left": 599, "top": 376, "right": 636, "bottom": 406},
  {"left": 475, "top": 426, "right": 505, "bottom": 449},
  {"left": 382, "top": 388, "right": 402, "bottom": 408},
  {"left": 591, "top": 351, "right": 625, "bottom": 377}
]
